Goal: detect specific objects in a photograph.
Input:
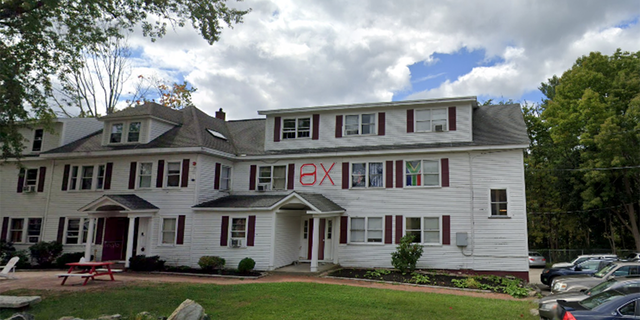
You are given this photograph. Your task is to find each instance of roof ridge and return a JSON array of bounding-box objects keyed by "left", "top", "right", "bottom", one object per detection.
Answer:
[{"left": 187, "top": 106, "right": 204, "bottom": 146}]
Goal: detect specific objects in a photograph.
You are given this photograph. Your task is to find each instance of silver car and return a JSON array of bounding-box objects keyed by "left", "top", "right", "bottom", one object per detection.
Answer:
[
  {"left": 552, "top": 261, "right": 640, "bottom": 294},
  {"left": 529, "top": 251, "right": 546, "bottom": 268},
  {"left": 551, "top": 254, "right": 618, "bottom": 269}
]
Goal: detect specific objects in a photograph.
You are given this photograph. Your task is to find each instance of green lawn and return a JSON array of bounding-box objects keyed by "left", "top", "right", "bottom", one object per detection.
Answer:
[{"left": 1, "top": 282, "right": 538, "bottom": 320}]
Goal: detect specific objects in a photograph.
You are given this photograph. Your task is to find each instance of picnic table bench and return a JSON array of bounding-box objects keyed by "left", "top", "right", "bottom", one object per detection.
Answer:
[{"left": 58, "top": 261, "right": 116, "bottom": 286}]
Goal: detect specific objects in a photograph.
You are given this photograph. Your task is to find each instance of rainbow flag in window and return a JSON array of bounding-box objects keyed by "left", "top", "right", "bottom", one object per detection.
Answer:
[{"left": 406, "top": 161, "right": 421, "bottom": 186}]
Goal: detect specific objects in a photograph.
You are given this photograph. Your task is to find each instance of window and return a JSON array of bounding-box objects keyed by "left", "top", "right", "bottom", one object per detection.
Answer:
[
  {"left": 303, "top": 220, "right": 308, "bottom": 239},
  {"left": 161, "top": 218, "right": 177, "bottom": 245},
  {"left": 220, "top": 165, "right": 231, "bottom": 190},
  {"left": 24, "top": 168, "right": 38, "bottom": 186},
  {"left": 351, "top": 162, "right": 383, "bottom": 188},
  {"left": 350, "top": 217, "right": 383, "bottom": 243},
  {"left": 6, "top": 218, "right": 42, "bottom": 243},
  {"left": 282, "top": 118, "right": 311, "bottom": 139},
  {"left": 127, "top": 122, "right": 141, "bottom": 142},
  {"left": 9, "top": 219, "right": 24, "bottom": 243},
  {"left": 110, "top": 123, "right": 123, "bottom": 143},
  {"left": 70, "top": 166, "right": 79, "bottom": 190},
  {"left": 231, "top": 218, "right": 247, "bottom": 241},
  {"left": 258, "top": 165, "right": 286, "bottom": 190},
  {"left": 67, "top": 165, "right": 106, "bottom": 191},
  {"left": 32, "top": 129, "right": 43, "bottom": 151},
  {"left": 66, "top": 218, "right": 81, "bottom": 244},
  {"left": 96, "top": 165, "right": 105, "bottom": 190},
  {"left": 138, "top": 162, "right": 153, "bottom": 188},
  {"left": 27, "top": 218, "right": 42, "bottom": 243},
  {"left": 405, "top": 217, "right": 441, "bottom": 244},
  {"left": 619, "top": 301, "right": 636, "bottom": 316},
  {"left": 166, "top": 161, "right": 181, "bottom": 187},
  {"left": 81, "top": 166, "right": 94, "bottom": 190},
  {"left": 490, "top": 189, "right": 508, "bottom": 216},
  {"left": 405, "top": 160, "right": 440, "bottom": 187},
  {"left": 415, "top": 108, "right": 447, "bottom": 132},
  {"left": 345, "top": 113, "right": 375, "bottom": 136}
]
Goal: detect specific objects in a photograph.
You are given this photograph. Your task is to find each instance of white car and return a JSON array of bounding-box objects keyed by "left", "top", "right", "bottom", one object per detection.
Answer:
[{"left": 552, "top": 254, "right": 618, "bottom": 268}]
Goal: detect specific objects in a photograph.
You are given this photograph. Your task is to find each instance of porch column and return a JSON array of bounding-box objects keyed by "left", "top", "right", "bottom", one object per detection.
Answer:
[
  {"left": 125, "top": 216, "right": 136, "bottom": 268},
  {"left": 84, "top": 217, "right": 96, "bottom": 261},
  {"left": 311, "top": 216, "right": 320, "bottom": 272}
]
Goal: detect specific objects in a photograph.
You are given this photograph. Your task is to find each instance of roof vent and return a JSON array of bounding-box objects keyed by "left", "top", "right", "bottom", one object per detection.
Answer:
[{"left": 207, "top": 129, "right": 227, "bottom": 140}]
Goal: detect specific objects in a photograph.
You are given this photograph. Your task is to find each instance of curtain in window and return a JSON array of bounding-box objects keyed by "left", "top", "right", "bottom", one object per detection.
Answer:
[
  {"left": 352, "top": 163, "right": 366, "bottom": 187},
  {"left": 368, "top": 163, "right": 383, "bottom": 187}
]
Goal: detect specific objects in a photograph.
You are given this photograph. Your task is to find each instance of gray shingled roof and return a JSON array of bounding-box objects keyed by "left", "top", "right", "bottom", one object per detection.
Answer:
[
  {"left": 193, "top": 192, "right": 345, "bottom": 212},
  {"left": 99, "top": 102, "right": 183, "bottom": 124},
  {"left": 104, "top": 194, "right": 159, "bottom": 210}
]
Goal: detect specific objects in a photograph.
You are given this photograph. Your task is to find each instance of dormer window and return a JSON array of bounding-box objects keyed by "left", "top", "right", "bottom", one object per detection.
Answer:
[
  {"left": 415, "top": 108, "right": 447, "bottom": 132},
  {"left": 108, "top": 120, "right": 144, "bottom": 144},
  {"left": 345, "top": 113, "right": 375, "bottom": 136},
  {"left": 282, "top": 118, "right": 310, "bottom": 139},
  {"left": 110, "top": 123, "right": 123, "bottom": 143},
  {"left": 127, "top": 122, "right": 141, "bottom": 142}
]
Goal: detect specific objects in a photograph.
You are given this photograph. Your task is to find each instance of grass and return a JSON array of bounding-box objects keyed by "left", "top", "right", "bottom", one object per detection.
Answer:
[{"left": 0, "top": 282, "right": 539, "bottom": 320}]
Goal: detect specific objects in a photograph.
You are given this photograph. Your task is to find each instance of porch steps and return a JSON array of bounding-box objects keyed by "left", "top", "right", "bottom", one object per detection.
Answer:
[{"left": 270, "top": 263, "right": 339, "bottom": 276}]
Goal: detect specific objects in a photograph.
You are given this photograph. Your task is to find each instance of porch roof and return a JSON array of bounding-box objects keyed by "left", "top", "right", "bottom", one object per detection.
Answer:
[
  {"left": 79, "top": 194, "right": 159, "bottom": 212},
  {"left": 193, "top": 192, "right": 345, "bottom": 213}
]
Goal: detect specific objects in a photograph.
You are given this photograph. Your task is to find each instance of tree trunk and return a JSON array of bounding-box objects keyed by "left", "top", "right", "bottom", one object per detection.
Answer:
[{"left": 623, "top": 177, "right": 640, "bottom": 251}]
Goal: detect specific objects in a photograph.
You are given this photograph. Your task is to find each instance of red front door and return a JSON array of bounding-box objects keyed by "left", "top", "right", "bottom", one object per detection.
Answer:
[{"left": 101, "top": 218, "right": 129, "bottom": 261}]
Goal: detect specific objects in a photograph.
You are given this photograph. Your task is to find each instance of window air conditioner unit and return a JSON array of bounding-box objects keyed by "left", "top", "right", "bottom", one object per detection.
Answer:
[
  {"left": 231, "top": 239, "right": 243, "bottom": 248},
  {"left": 257, "top": 183, "right": 271, "bottom": 192},
  {"left": 434, "top": 124, "right": 444, "bottom": 132},
  {"left": 23, "top": 185, "right": 36, "bottom": 193}
]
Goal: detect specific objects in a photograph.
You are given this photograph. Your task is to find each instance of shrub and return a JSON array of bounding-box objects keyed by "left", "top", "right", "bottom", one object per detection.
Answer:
[
  {"left": 0, "top": 240, "right": 17, "bottom": 265},
  {"left": 237, "top": 257, "right": 255, "bottom": 273},
  {"left": 391, "top": 234, "right": 423, "bottom": 274},
  {"left": 198, "top": 256, "right": 225, "bottom": 272},
  {"left": 55, "top": 252, "right": 86, "bottom": 268},
  {"left": 29, "top": 241, "right": 63, "bottom": 267},
  {"left": 129, "top": 255, "right": 166, "bottom": 271}
]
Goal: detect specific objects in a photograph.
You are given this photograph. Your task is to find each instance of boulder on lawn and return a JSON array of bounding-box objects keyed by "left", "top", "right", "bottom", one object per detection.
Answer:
[{"left": 167, "top": 299, "right": 209, "bottom": 320}]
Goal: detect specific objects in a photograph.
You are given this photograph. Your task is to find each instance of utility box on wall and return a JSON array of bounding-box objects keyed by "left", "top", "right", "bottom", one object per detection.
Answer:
[{"left": 456, "top": 232, "right": 468, "bottom": 247}]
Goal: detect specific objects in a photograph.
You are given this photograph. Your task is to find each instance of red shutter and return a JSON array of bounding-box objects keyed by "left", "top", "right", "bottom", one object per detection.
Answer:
[
  {"left": 385, "top": 161, "right": 393, "bottom": 188},
  {"left": 214, "top": 162, "right": 221, "bottom": 190},
  {"left": 156, "top": 160, "right": 164, "bottom": 188},
  {"left": 1, "top": 217, "right": 8, "bottom": 241},
  {"left": 441, "top": 158, "right": 450, "bottom": 187},
  {"left": 61, "top": 164, "right": 70, "bottom": 191},
  {"left": 384, "top": 215, "right": 393, "bottom": 244},
  {"left": 176, "top": 215, "right": 186, "bottom": 245},
  {"left": 17, "top": 168, "right": 24, "bottom": 193},
  {"left": 274, "top": 116, "right": 281, "bottom": 142},
  {"left": 312, "top": 114, "right": 320, "bottom": 140},
  {"left": 395, "top": 160, "right": 403, "bottom": 188},
  {"left": 128, "top": 162, "right": 137, "bottom": 189},
  {"left": 95, "top": 218, "right": 105, "bottom": 244},
  {"left": 220, "top": 216, "right": 229, "bottom": 246},
  {"left": 340, "top": 216, "right": 348, "bottom": 244},
  {"left": 407, "top": 109, "right": 414, "bottom": 133},
  {"left": 342, "top": 162, "right": 349, "bottom": 189},
  {"left": 395, "top": 215, "right": 403, "bottom": 244},
  {"left": 335, "top": 115, "right": 343, "bottom": 138},
  {"left": 287, "top": 163, "right": 295, "bottom": 190},
  {"left": 318, "top": 218, "right": 326, "bottom": 260},
  {"left": 104, "top": 163, "right": 113, "bottom": 190},
  {"left": 247, "top": 215, "right": 256, "bottom": 246},
  {"left": 378, "top": 112, "right": 386, "bottom": 136},
  {"left": 249, "top": 165, "right": 257, "bottom": 190},
  {"left": 448, "top": 106, "right": 457, "bottom": 131},
  {"left": 57, "top": 217, "right": 66, "bottom": 243},
  {"left": 37, "top": 166, "right": 46, "bottom": 192},
  {"left": 180, "top": 159, "right": 189, "bottom": 187},
  {"left": 442, "top": 215, "right": 451, "bottom": 245},
  {"left": 307, "top": 218, "right": 314, "bottom": 259}
]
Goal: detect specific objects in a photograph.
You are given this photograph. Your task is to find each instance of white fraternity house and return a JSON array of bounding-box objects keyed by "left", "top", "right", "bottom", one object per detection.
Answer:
[{"left": 0, "top": 96, "right": 531, "bottom": 280}]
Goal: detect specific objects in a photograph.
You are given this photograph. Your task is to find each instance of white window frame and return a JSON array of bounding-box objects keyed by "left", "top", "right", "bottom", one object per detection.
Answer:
[
  {"left": 8, "top": 218, "right": 24, "bottom": 243},
  {"left": 220, "top": 165, "right": 232, "bottom": 191},
  {"left": 349, "top": 217, "right": 383, "bottom": 244},
  {"left": 404, "top": 216, "right": 442, "bottom": 245},
  {"left": 160, "top": 217, "right": 177, "bottom": 245},
  {"left": 489, "top": 188, "right": 509, "bottom": 217},
  {"left": 96, "top": 164, "right": 106, "bottom": 190},
  {"left": 138, "top": 162, "right": 153, "bottom": 189},
  {"left": 26, "top": 217, "right": 43, "bottom": 243},
  {"left": 110, "top": 123, "right": 124, "bottom": 143},
  {"left": 165, "top": 161, "right": 182, "bottom": 188},
  {"left": 350, "top": 162, "right": 384, "bottom": 188},
  {"left": 109, "top": 120, "right": 144, "bottom": 145},
  {"left": 229, "top": 217, "right": 248, "bottom": 248},
  {"left": 257, "top": 165, "right": 287, "bottom": 191},
  {"left": 23, "top": 168, "right": 39, "bottom": 187},
  {"left": 127, "top": 121, "right": 142, "bottom": 142},
  {"left": 414, "top": 107, "right": 448, "bottom": 132},
  {"left": 404, "top": 159, "right": 441, "bottom": 188},
  {"left": 282, "top": 117, "right": 311, "bottom": 139},
  {"left": 32, "top": 129, "right": 44, "bottom": 152},
  {"left": 344, "top": 113, "right": 376, "bottom": 136},
  {"left": 64, "top": 217, "right": 96, "bottom": 245},
  {"left": 67, "top": 164, "right": 106, "bottom": 191}
]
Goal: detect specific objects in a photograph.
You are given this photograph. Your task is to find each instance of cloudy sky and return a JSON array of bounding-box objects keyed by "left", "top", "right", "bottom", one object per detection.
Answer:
[{"left": 121, "top": 0, "right": 640, "bottom": 120}]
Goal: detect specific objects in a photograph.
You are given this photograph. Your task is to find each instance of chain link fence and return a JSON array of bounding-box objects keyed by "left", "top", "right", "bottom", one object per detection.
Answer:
[{"left": 531, "top": 249, "right": 638, "bottom": 266}]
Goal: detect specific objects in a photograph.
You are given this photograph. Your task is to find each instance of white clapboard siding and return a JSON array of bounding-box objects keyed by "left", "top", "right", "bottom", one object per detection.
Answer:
[
  {"left": 273, "top": 212, "right": 302, "bottom": 269},
  {"left": 149, "top": 119, "right": 176, "bottom": 142}
]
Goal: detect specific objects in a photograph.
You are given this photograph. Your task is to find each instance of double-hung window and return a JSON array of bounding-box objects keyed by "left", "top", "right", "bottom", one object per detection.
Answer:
[
  {"left": 80, "top": 166, "right": 94, "bottom": 190},
  {"left": 96, "top": 165, "right": 106, "bottom": 190},
  {"left": 24, "top": 168, "right": 38, "bottom": 187},
  {"left": 405, "top": 217, "right": 441, "bottom": 244},
  {"left": 351, "top": 162, "right": 383, "bottom": 188},
  {"left": 345, "top": 113, "right": 376, "bottom": 136},
  {"left": 67, "top": 164, "right": 106, "bottom": 191},
  {"left": 490, "top": 189, "right": 508, "bottom": 216},
  {"left": 161, "top": 218, "right": 177, "bottom": 245},
  {"left": 110, "top": 123, "right": 123, "bottom": 143},
  {"left": 350, "top": 217, "right": 383, "bottom": 243},
  {"left": 65, "top": 218, "right": 81, "bottom": 244},
  {"left": 166, "top": 161, "right": 181, "bottom": 187},
  {"left": 27, "top": 218, "right": 43, "bottom": 243},
  {"left": 9, "top": 219, "right": 24, "bottom": 243},
  {"left": 109, "top": 121, "right": 143, "bottom": 144},
  {"left": 138, "top": 162, "right": 153, "bottom": 188},
  {"left": 32, "top": 129, "right": 44, "bottom": 152},
  {"left": 415, "top": 108, "right": 447, "bottom": 132},
  {"left": 8, "top": 218, "right": 42, "bottom": 243},
  {"left": 282, "top": 118, "right": 311, "bottom": 139},
  {"left": 127, "top": 122, "right": 141, "bottom": 142},
  {"left": 405, "top": 160, "right": 440, "bottom": 187},
  {"left": 258, "top": 165, "right": 286, "bottom": 190},
  {"left": 220, "top": 165, "right": 231, "bottom": 190},
  {"left": 230, "top": 217, "right": 247, "bottom": 247}
]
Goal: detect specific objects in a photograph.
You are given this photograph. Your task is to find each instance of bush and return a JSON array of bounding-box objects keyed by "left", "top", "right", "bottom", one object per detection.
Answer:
[
  {"left": 198, "top": 256, "right": 225, "bottom": 272},
  {"left": 55, "top": 252, "right": 86, "bottom": 268},
  {"left": 29, "top": 241, "right": 63, "bottom": 267},
  {"left": 0, "top": 240, "right": 17, "bottom": 265},
  {"left": 391, "top": 234, "right": 423, "bottom": 274},
  {"left": 237, "top": 257, "right": 255, "bottom": 273},
  {"left": 129, "top": 255, "right": 166, "bottom": 271},
  {"left": 11, "top": 250, "right": 31, "bottom": 269}
]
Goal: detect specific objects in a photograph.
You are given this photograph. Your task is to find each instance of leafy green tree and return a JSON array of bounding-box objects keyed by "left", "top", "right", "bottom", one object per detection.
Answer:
[{"left": 1, "top": 0, "right": 249, "bottom": 159}]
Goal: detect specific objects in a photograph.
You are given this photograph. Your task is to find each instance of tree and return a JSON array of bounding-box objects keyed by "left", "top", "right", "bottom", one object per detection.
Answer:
[
  {"left": 0, "top": 0, "right": 249, "bottom": 159},
  {"left": 127, "top": 76, "right": 197, "bottom": 109}
]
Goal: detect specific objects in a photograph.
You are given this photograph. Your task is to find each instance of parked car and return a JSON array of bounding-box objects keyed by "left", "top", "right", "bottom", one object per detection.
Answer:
[
  {"left": 538, "top": 276, "right": 640, "bottom": 320},
  {"left": 624, "top": 253, "right": 640, "bottom": 261},
  {"left": 551, "top": 262, "right": 640, "bottom": 294},
  {"left": 530, "top": 251, "right": 547, "bottom": 268},
  {"left": 558, "top": 291, "right": 640, "bottom": 319},
  {"left": 552, "top": 254, "right": 618, "bottom": 269},
  {"left": 541, "top": 259, "right": 614, "bottom": 286}
]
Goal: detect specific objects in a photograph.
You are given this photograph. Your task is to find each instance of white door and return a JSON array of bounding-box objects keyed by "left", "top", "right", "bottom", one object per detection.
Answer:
[
  {"left": 323, "top": 219, "right": 333, "bottom": 261},
  {"left": 299, "top": 218, "right": 309, "bottom": 260}
]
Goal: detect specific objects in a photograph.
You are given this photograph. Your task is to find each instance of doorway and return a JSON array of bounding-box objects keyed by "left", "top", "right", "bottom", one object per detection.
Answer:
[
  {"left": 299, "top": 218, "right": 333, "bottom": 262},
  {"left": 101, "top": 217, "right": 129, "bottom": 261}
]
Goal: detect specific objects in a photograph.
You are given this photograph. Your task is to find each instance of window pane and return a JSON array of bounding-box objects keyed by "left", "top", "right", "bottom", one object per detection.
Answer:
[
  {"left": 351, "top": 218, "right": 365, "bottom": 230},
  {"left": 407, "top": 230, "right": 421, "bottom": 243},
  {"left": 162, "top": 219, "right": 176, "bottom": 244},
  {"left": 282, "top": 119, "right": 296, "bottom": 139},
  {"left": 423, "top": 174, "right": 439, "bottom": 186},
  {"left": 231, "top": 218, "right": 246, "bottom": 238},
  {"left": 368, "top": 217, "right": 382, "bottom": 230},
  {"left": 416, "top": 109, "right": 430, "bottom": 121},
  {"left": 10, "top": 219, "right": 24, "bottom": 243},
  {"left": 361, "top": 114, "right": 375, "bottom": 134},
  {"left": 406, "top": 217, "right": 421, "bottom": 230},
  {"left": 128, "top": 122, "right": 141, "bottom": 142},
  {"left": 27, "top": 218, "right": 42, "bottom": 243},
  {"left": 492, "top": 189, "right": 507, "bottom": 202},
  {"left": 406, "top": 161, "right": 421, "bottom": 186},
  {"left": 345, "top": 115, "right": 359, "bottom": 135},
  {"left": 258, "top": 166, "right": 272, "bottom": 183},
  {"left": 298, "top": 118, "right": 310, "bottom": 138},
  {"left": 351, "top": 230, "right": 365, "bottom": 242},
  {"left": 110, "top": 123, "right": 123, "bottom": 143},
  {"left": 167, "top": 162, "right": 181, "bottom": 187},
  {"left": 81, "top": 166, "right": 93, "bottom": 190},
  {"left": 273, "top": 166, "right": 286, "bottom": 190},
  {"left": 424, "top": 217, "right": 439, "bottom": 230},
  {"left": 139, "top": 163, "right": 152, "bottom": 188},
  {"left": 351, "top": 163, "right": 366, "bottom": 187},
  {"left": 432, "top": 108, "right": 447, "bottom": 120},
  {"left": 369, "top": 163, "right": 383, "bottom": 187},
  {"left": 350, "top": 218, "right": 365, "bottom": 243},
  {"left": 25, "top": 169, "right": 38, "bottom": 185},
  {"left": 367, "top": 230, "right": 383, "bottom": 242},
  {"left": 66, "top": 219, "right": 80, "bottom": 244},
  {"left": 423, "top": 160, "right": 439, "bottom": 173},
  {"left": 424, "top": 231, "right": 439, "bottom": 244},
  {"left": 96, "top": 165, "right": 105, "bottom": 189}
]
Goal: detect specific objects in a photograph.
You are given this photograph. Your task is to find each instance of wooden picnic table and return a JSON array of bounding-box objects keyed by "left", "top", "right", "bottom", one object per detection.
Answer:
[{"left": 58, "top": 261, "right": 115, "bottom": 286}]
